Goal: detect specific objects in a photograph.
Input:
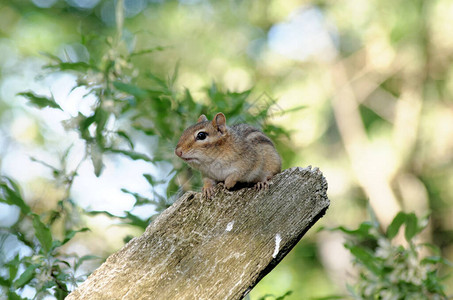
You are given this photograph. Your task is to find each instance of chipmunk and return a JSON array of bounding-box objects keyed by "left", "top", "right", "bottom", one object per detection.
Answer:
[{"left": 175, "top": 112, "right": 282, "bottom": 198}]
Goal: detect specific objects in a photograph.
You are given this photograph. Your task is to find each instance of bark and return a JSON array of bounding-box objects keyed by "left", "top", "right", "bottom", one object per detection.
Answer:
[{"left": 67, "top": 166, "right": 330, "bottom": 300}]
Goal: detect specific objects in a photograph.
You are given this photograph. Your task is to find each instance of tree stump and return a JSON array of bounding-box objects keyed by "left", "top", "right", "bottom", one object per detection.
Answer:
[{"left": 67, "top": 166, "right": 330, "bottom": 300}]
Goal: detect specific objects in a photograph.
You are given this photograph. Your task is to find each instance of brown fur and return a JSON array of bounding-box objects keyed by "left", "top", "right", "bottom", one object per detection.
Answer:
[{"left": 175, "top": 112, "right": 282, "bottom": 198}]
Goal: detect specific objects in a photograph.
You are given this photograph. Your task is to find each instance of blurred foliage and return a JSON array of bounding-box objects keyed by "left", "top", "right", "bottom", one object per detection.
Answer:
[
  {"left": 0, "top": 0, "right": 293, "bottom": 298},
  {"left": 256, "top": 291, "right": 293, "bottom": 300},
  {"left": 332, "top": 211, "right": 451, "bottom": 299},
  {"left": 0, "top": 0, "right": 452, "bottom": 299},
  {"left": 0, "top": 174, "right": 98, "bottom": 299}
]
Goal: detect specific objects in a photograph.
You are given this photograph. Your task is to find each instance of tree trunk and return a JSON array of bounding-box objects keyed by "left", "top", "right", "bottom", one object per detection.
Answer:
[{"left": 67, "top": 166, "right": 330, "bottom": 300}]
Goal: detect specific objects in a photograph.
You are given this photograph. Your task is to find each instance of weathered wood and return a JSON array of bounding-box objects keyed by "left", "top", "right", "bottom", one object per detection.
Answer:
[{"left": 67, "top": 166, "right": 330, "bottom": 300}]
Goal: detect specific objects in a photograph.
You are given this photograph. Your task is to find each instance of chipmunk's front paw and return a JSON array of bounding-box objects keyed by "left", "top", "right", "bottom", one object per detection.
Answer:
[
  {"left": 219, "top": 182, "right": 231, "bottom": 194},
  {"left": 255, "top": 180, "right": 270, "bottom": 190},
  {"left": 202, "top": 178, "right": 217, "bottom": 199},
  {"left": 202, "top": 186, "right": 215, "bottom": 199}
]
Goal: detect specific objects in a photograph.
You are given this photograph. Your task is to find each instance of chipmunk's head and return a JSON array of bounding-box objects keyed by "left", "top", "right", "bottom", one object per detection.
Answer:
[{"left": 175, "top": 112, "right": 228, "bottom": 167}]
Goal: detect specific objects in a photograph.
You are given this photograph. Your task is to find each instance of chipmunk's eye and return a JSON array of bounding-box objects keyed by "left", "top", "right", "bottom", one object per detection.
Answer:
[{"left": 196, "top": 131, "right": 208, "bottom": 140}]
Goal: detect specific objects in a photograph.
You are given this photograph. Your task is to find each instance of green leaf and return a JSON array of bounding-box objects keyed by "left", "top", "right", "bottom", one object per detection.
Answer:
[
  {"left": 7, "top": 255, "right": 20, "bottom": 283},
  {"left": 113, "top": 81, "right": 148, "bottom": 99},
  {"left": 107, "top": 148, "right": 152, "bottom": 162},
  {"left": 124, "top": 212, "right": 149, "bottom": 229},
  {"left": 87, "top": 210, "right": 149, "bottom": 228},
  {"left": 39, "top": 51, "right": 62, "bottom": 62},
  {"left": 117, "top": 131, "right": 134, "bottom": 149},
  {"left": 345, "top": 283, "right": 361, "bottom": 300},
  {"left": 18, "top": 91, "right": 62, "bottom": 110},
  {"left": 55, "top": 286, "right": 69, "bottom": 300},
  {"left": 123, "top": 235, "right": 134, "bottom": 244},
  {"left": 277, "top": 104, "right": 306, "bottom": 115},
  {"left": 7, "top": 291, "right": 28, "bottom": 300},
  {"left": 86, "top": 210, "right": 120, "bottom": 218},
  {"left": 61, "top": 227, "right": 90, "bottom": 245},
  {"left": 46, "top": 61, "right": 93, "bottom": 72},
  {"left": 169, "top": 61, "right": 180, "bottom": 87},
  {"left": 143, "top": 174, "right": 166, "bottom": 186},
  {"left": 121, "top": 188, "right": 152, "bottom": 206},
  {"left": 75, "top": 255, "right": 100, "bottom": 271},
  {"left": 54, "top": 259, "right": 71, "bottom": 268},
  {"left": 131, "top": 124, "right": 157, "bottom": 136},
  {"left": 0, "top": 276, "right": 9, "bottom": 287},
  {"left": 32, "top": 214, "right": 53, "bottom": 253},
  {"left": 14, "top": 264, "right": 37, "bottom": 289},
  {"left": 94, "top": 108, "right": 109, "bottom": 141},
  {"left": 275, "top": 291, "right": 292, "bottom": 300},
  {"left": 79, "top": 113, "right": 96, "bottom": 140},
  {"left": 422, "top": 256, "right": 443, "bottom": 265},
  {"left": 310, "top": 296, "right": 345, "bottom": 300},
  {"left": 0, "top": 177, "right": 31, "bottom": 215},
  {"left": 330, "top": 222, "right": 375, "bottom": 239},
  {"left": 146, "top": 72, "right": 168, "bottom": 90},
  {"left": 130, "top": 46, "right": 166, "bottom": 57},
  {"left": 387, "top": 212, "right": 407, "bottom": 239},
  {"left": 90, "top": 144, "right": 104, "bottom": 177},
  {"left": 345, "top": 244, "right": 380, "bottom": 275},
  {"left": 404, "top": 212, "right": 418, "bottom": 242}
]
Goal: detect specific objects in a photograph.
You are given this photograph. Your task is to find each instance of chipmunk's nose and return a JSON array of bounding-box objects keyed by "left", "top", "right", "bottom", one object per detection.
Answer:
[{"left": 175, "top": 147, "right": 183, "bottom": 157}]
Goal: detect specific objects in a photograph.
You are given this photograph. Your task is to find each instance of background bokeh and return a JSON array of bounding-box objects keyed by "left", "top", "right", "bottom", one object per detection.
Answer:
[{"left": 1, "top": 0, "right": 452, "bottom": 299}]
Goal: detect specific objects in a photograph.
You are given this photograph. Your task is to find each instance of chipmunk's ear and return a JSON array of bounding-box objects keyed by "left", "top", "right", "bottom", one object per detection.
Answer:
[
  {"left": 213, "top": 112, "right": 227, "bottom": 134},
  {"left": 197, "top": 114, "right": 208, "bottom": 123}
]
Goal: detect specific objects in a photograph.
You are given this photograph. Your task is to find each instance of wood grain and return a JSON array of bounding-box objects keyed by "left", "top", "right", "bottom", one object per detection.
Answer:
[{"left": 67, "top": 166, "right": 330, "bottom": 300}]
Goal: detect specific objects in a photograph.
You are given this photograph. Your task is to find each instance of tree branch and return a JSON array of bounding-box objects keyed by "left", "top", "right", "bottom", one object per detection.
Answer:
[{"left": 67, "top": 166, "right": 330, "bottom": 300}]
